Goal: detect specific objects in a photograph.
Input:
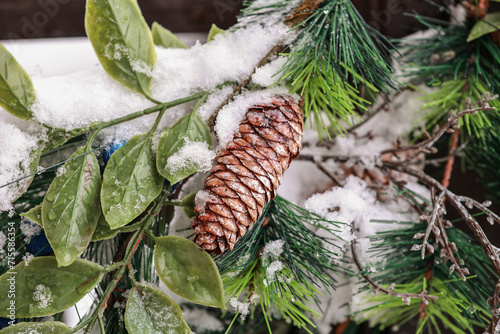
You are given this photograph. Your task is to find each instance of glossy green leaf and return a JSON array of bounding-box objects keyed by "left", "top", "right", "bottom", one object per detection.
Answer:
[
  {"left": 85, "top": 0, "right": 156, "bottom": 96},
  {"left": 20, "top": 204, "right": 42, "bottom": 226},
  {"left": 125, "top": 283, "right": 191, "bottom": 334},
  {"left": 0, "top": 257, "right": 103, "bottom": 318},
  {"left": 152, "top": 22, "right": 189, "bottom": 49},
  {"left": 181, "top": 192, "right": 196, "bottom": 219},
  {"left": 156, "top": 112, "right": 212, "bottom": 184},
  {"left": 207, "top": 24, "right": 225, "bottom": 42},
  {"left": 42, "top": 147, "right": 101, "bottom": 267},
  {"left": 0, "top": 321, "right": 72, "bottom": 333},
  {"left": 10, "top": 148, "right": 41, "bottom": 205},
  {"left": 91, "top": 212, "right": 119, "bottom": 241},
  {"left": 0, "top": 43, "right": 35, "bottom": 120},
  {"left": 42, "top": 129, "right": 73, "bottom": 153},
  {"left": 467, "top": 12, "right": 500, "bottom": 42},
  {"left": 101, "top": 133, "right": 163, "bottom": 229},
  {"left": 154, "top": 236, "right": 225, "bottom": 308}
]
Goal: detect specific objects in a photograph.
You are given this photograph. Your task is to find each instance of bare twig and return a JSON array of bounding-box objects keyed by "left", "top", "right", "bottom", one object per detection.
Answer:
[
  {"left": 381, "top": 106, "right": 494, "bottom": 158},
  {"left": 485, "top": 279, "right": 500, "bottom": 333},
  {"left": 316, "top": 161, "right": 345, "bottom": 187},
  {"left": 351, "top": 238, "right": 439, "bottom": 304},
  {"left": 441, "top": 129, "right": 460, "bottom": 189},
  {"left": 383, "top": 161, "right": 500, "bottom": 276},
  {"left": 416, "top": 190, "right": 445, "bottom": 261},
  {"left": 456, "top": 196, "right": 500, "bottom": 225}
]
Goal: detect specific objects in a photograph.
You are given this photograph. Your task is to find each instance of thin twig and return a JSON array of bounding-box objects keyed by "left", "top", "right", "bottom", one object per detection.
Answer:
[
  {"left": 486, "top": 279, "right": 500, "bottom": 333},
  {"left": 418, "top": 191, "right": 445, "bottom": 261},
  {"left": 383, "top": 161, "right": 500, "bottom": 276},
  {"left": 351, "top": 238, "right": 438, "bottom": 304},
  {"left": 316, "top": 161, "right": 345, "bottom": 187},
  {"left": 381, "top": 106, "right": 494, "bottom": 157},
  {"left": 441, "top": 129, "right": 460, "bottom": 189}
]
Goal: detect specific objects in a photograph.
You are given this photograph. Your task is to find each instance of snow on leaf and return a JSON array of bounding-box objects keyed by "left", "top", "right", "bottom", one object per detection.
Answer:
[{"left": 85, "top": 0, "right": 156, "bottom": 96}]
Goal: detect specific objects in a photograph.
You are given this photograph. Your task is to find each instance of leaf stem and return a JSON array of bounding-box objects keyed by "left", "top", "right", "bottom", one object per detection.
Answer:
[
  {"left": 104, "top": 260, "right": 126, "bottom": 272},
  {"left": 164, "top": 200, "right": 185, "bottom": 207},
  {"left": 85, "top": 127, "right": 103, "bottom": 151},
  {"left": 82, "top": 188, "right": 169, "bottom": 333},
  {"left": 68, "top": 92, "right": 206, "bottom": 137},
  {"left": 97, "top": 314, "right": 105, "bottom": 333},
  {"left": 144, "top": 229, "right": 159, "bottom": 243}
]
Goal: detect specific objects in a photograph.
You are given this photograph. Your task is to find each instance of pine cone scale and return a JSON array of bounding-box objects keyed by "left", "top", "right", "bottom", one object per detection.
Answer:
[{"left": 192, "top": 95, "right": 303, "bottom": 253}]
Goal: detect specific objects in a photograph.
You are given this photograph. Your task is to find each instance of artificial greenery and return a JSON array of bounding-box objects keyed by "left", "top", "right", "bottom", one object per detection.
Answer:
[
  {"left": 0, "top": 0, "right": 500, "bottom": 334},
  {"left": 215, "top": 196, "right": 345, "bottom": 333},
  {"left": 356, "top": 222, "right": 495, "bottom": 333},
  {"left": 401, "top": 2, "right": 500, "bottom": 139}
]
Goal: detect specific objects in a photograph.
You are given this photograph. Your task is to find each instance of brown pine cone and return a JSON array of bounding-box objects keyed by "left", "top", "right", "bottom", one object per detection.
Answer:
[{"left": 191, "top": 95, "right": 304, "bottom": 254}]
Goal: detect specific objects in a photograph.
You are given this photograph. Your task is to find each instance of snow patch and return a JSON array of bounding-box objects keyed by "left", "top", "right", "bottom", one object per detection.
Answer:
[
  {"left": 23, "top": 252, "right": 34, "bottom": 266},
  {"left": 166, "top": 140, "right": 215, "bottom": 174},
  {"left": 20, "top": 219, "right": 43, "bottom": 243},
  {"left": 33, "top": 284, "right": 53, "bottom": 308}
]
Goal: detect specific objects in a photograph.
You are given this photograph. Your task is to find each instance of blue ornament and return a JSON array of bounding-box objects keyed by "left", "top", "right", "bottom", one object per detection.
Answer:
[
  {"left": 169, "top": 182, "right": 180, "bottom": 196},
  {"left": 22, "top": 220, "right": 53, "bottom": 256},
  {"left": 102, "top": 140, "right": 126, "bottom": 164},
  {"left": 0, "top": 317, "right": 17, "bottom": 329}
]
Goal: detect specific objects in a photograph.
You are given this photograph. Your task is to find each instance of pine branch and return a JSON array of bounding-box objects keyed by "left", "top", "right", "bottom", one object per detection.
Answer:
[
  {"left": 208, "top": 0, "right": 328, "bottom": 129},
  {"left": 358, "top": 221, "right": 495, "bottom": 332}
]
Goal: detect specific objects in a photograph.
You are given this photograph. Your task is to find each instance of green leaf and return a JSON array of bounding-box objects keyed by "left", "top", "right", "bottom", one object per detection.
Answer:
[
  {"left": 41, "top": 147, "right": 101, "bottom": 267},
  {"left": 20, "top": 204, "right": 42, "bottom": 226},
  {"left": 125, "top": 283, "right": 191, "bottom": 334},
  {"left": 85, "top": 0, "right": 156, "bottom": 96},
  {"left": 91, "top": 212, "right": 119, "bottom": 241},
  {"left": 0, "top": 257, "right": 103, "bottom": 318},
  {"left": 467, "top": 12, "right": 500, "bottom": 42},
  {"left": 181, "top": 192, "right": 197, "bottom": 218},
  {"left": 207, "top": 24, "right": 225, "bottom": 42},
  {"left": 43, "top": 129, "right": 74, "bottom": 153},
  {"left": 10, "top": 148, "right": 41, "bottom": 205},
  {"left": 152, "top": 22, "right": 189, "bottom": 49},
  {"left": 0, "top": 43, "right": 35, "bottom": 120},
  {"left": 154, "top": 236, "right": 225, "bottom": 308},
  {"left": 0, "top": 321, "right": 72, "bottom": 334},
  {"left": 101, "top": 133, "right": 163, "bottom": 229},
  {"left": 156, "top": 112, "right": 212, "bottom": 184}
]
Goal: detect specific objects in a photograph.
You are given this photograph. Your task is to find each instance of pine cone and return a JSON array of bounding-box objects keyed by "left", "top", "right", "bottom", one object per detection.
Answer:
[{"left": 191, "top": 95, "right": 304, "bottom": 254}]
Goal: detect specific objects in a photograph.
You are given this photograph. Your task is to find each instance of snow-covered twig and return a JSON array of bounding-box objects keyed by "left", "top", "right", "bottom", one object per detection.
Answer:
[
  {"left": 485, "top": 279, "right": 500, "bottom": 334},
  {"left": 383, "top": 161, "right": 500, "bottom": 276},
  {"left": 381, "top": 105, "right": 495, "bottom": 160},
  {"left": 351, "top": 237, "right": 439, "bottom": 305}
]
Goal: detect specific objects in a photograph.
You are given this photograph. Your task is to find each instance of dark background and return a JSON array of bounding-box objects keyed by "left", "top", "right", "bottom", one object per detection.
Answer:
[
  {"left": 0, "top": 0, "right": 446, "bottom": 40},
  {"left": 1, "top": 1, "right": 499, "bottom": 333}
]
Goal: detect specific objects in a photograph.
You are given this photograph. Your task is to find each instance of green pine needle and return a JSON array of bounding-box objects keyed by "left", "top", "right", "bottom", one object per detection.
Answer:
[
  {"left": 467, "top": 114, "right": 500, "bottom": 203},
  {"left": 417, "top": 79, "right": 499, "bottom": 140},
  {"left": 285, "top": 53, "right": 372, "bottom": 138},
  {"left": 215, "top": 195, "right": 346, "bottom": 291},
  {"left": 281, "top": 0, "right": 396, "bottom": 93},
  {"left": 215, "top": 196, "right": 346, "bottom": 332},
  {"left": 401, "top": 9, "right": 500, "bottom": 139},
  {"left": 354, "top": 222, "right": 495, "bottom": 333},
  {"left": 238, "top": 0, "right": 295, "bottom": 24}
]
